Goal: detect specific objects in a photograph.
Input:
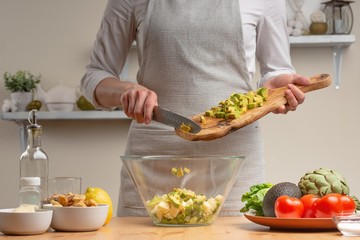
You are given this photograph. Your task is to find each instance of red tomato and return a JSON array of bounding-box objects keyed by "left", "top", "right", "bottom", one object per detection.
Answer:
[
  {"left": 300, "top": 194, "right": 318, "bottom": 218},
  {"left": 339, "top": 195, "right": 356, "bottom": 214},
  {"left": 313, "top": 193, "right": 342, "bottom": 218},
  {"left": 312, "top": 193, "right": 356, "bottom": 218},
  {"left": 275, "top": 195, "right": 304, "bottom": 218}
]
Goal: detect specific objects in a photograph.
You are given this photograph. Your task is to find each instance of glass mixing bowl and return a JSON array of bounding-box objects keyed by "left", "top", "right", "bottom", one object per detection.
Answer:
[{"left": 120, "top": 155, "right": 245, "bottom": 226}]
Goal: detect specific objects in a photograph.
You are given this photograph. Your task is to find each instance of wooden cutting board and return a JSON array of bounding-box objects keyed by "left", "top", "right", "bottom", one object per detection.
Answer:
[{"left": 176, "top": 73, "right": 331, "bottom": 141}]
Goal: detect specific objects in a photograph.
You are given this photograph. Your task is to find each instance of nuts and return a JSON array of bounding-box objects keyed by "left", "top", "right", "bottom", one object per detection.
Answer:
[{"left": 49, "top": 192, "right": 98, "bottom": 207}]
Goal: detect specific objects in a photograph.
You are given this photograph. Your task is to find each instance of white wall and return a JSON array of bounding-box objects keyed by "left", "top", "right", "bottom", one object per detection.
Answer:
[{"left": 1, "top": 0, "right": 359, "bottom": 216}]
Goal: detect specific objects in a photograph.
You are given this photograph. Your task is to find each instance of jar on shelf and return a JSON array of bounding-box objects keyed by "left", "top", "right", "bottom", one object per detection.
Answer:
[
  {"left": 309, "top": 11, "right": 328, "bottom": 35},
  {"left": 322, "top": 0, "right": 354, "bottom": 34}
]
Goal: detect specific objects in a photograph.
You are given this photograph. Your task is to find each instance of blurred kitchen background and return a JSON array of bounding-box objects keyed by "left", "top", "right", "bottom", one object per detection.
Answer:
[{"left": 0, "top": 0, "right": 359, "bottom": 216}]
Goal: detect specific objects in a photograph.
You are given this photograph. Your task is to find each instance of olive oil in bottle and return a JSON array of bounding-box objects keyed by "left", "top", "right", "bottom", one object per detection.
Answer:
[{"left": 19, "top": 110, "right": 49, "bottom": 205}]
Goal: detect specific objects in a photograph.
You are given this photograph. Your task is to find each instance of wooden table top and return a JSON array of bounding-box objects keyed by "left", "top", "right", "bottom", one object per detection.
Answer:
[{"left": 0, "top": 216, "right": 353, "bottom": 239}]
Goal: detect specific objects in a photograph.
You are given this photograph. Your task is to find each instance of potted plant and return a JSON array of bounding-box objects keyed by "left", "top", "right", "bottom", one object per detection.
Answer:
[{"left": 3, "top": 70, "right": 41, "bottom": 111}]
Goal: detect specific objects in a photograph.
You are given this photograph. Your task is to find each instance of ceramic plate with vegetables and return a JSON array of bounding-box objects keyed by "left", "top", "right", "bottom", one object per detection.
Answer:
[{"left": 240, "top": 168, "right": 359, "bottom": 230}]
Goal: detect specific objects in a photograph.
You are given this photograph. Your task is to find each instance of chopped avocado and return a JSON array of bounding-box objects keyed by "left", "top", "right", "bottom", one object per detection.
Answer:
[
  {"left": 147, "top": 195, "right": 162, "bottom": 209},
  {"left": 194, "top": 194, "right": 207, "bottom": 204},
  {"left": 171, "top": 167, "right": 178, "bottom": 176},
  {"left": 225, "top": 111, "right": 241, "bottom": 119},
  {"left": 215, "top": 111, "right": 225, "bottom": 118},
  {"left": 179, "top": 123, "right": 192, "bottom": 132},
  {"left": 257, "top": 87, "right": 269, "bottom": 100},
  {"left": 202, "top": 87, "right": 268, "bottom": 120},
  {"left": 240, "top": 98, "right": 248, "bottom": 107},
  {"left": 247, "top": 103, "right": 256, "bottom": 109},
  {"left": 171, "top": 167, "right": 191, "bottom": 177},
  {"left": 205, "top": 110, "right": 214, "bottom": 117},
  {"left": 168, "top": 194, "right": 181, "bottom": 208},
  {"left": 176, "top": 167, "right": 184, "bottom": 177},
  {"left": 181, "top": 188, "right": 196, "bottom": 199},
  {"left": 146, "top": 188, "right": 224, "bottom": 225},
  {"left": 247, "top": 91, "right": 256, "bottom": 98}
]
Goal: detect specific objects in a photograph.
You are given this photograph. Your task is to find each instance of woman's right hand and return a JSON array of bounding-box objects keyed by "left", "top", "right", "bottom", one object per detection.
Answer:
[
  {"left": 120, "top": 83, "right": 158, "bottom": 124},
  {"left": 94, "top": 77, "right": 158, "bottom": 124}
]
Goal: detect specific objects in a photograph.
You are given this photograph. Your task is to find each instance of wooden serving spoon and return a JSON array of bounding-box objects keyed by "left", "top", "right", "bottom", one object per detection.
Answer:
[{"left": 175, "top": 73, "right": 332, "bottom": 141}]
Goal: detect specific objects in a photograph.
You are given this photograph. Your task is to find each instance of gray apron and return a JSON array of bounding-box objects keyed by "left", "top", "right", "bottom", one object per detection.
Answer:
[{"left": 118, "top": 0, "right": 264, "bottom": 216}]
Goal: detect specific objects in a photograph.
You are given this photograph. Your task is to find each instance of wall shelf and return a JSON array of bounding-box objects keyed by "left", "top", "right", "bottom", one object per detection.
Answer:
[
  {"left": 1, "top": 110, "right": 129, "bottom": 121},
  {"left": 289, "top": 35, "right": 356, "bottom": 89},
  {"left": 1, "top": 111, "right": 130, "bottom": 152}
]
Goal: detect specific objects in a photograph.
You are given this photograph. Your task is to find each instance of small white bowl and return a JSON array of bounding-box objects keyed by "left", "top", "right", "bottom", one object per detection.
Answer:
[
  {"left": 333, "top": 213, "right": 360, "bottom": 237},
  {"left": 43, "top": 204, "right": 108, "bottom": 232},
  {"left": 46, "top": 102, "right": 75, "bottom": 111},
  {"left": 0, "top": 208, "right": 53, "bottom": 235}
]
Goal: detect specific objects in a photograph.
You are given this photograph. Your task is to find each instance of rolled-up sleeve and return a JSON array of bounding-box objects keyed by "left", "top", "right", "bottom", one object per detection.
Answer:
[
  {"left": 81, "top": 0, "right": 136, "bottom": 108},
  {"left": 256, "top": 0, "right": 295, "bottom": 87}
]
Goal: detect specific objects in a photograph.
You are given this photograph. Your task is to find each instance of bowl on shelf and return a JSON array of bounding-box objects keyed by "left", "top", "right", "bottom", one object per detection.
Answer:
[
  {"left": 43, "top": 204, "right": 108, "bottom": 232},
  {"left": 46, "top": 102, "right": 75, "bottom": 112},
  {"left": 120, "top": 155, "right": 245, "bottom": 226},
  {"left": 0, "top": 208, "right": 53, "bottom": 235},
  {"left": 332, "top": 213, "right": 360, "bottom": 236}
]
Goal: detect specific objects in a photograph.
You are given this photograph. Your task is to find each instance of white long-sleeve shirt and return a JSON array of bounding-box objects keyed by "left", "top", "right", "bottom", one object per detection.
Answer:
[{"left": 81, "top": 0, "right": 295, "bottom": 107}]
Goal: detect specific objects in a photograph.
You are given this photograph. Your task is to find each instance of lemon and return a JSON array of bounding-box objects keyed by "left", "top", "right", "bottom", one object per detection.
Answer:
[{"left": 85, "top": 187, "right": 113, "bottom": 225}]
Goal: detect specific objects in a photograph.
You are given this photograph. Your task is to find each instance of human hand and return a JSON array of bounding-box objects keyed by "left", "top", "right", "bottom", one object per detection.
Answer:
[
  {"left": 263, "top": 74, "right": 309, "bottom": 114},
  {"left": 120, "top": 83, "right": 158, "bottom": 124}
]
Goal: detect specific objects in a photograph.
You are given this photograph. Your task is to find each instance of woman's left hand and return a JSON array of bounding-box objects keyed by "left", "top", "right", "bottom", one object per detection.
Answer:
[{"left": 263, "top": 74, "right": 309, "bottom": 114}]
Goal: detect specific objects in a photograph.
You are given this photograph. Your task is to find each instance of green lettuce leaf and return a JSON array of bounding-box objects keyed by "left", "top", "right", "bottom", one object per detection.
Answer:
[{"left": 240, "top": 183, "right": 273, "bottom": 216}]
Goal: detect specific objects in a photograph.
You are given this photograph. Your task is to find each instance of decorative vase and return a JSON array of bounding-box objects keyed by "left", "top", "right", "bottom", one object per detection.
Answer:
[
  {"left": 310, "top": 22, "right": 328, "bottom": 35},
  {"left": 10, "top": 92, "right": 33, "bottom": 112}
]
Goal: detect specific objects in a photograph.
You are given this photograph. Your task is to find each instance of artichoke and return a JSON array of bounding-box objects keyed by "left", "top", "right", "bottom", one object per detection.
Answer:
[
  {"left": 298, "top": 168, "right": 349, "bottom": 197},
  {"left": 351, "top": 195, "right": 360, "bottom": 211}
]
